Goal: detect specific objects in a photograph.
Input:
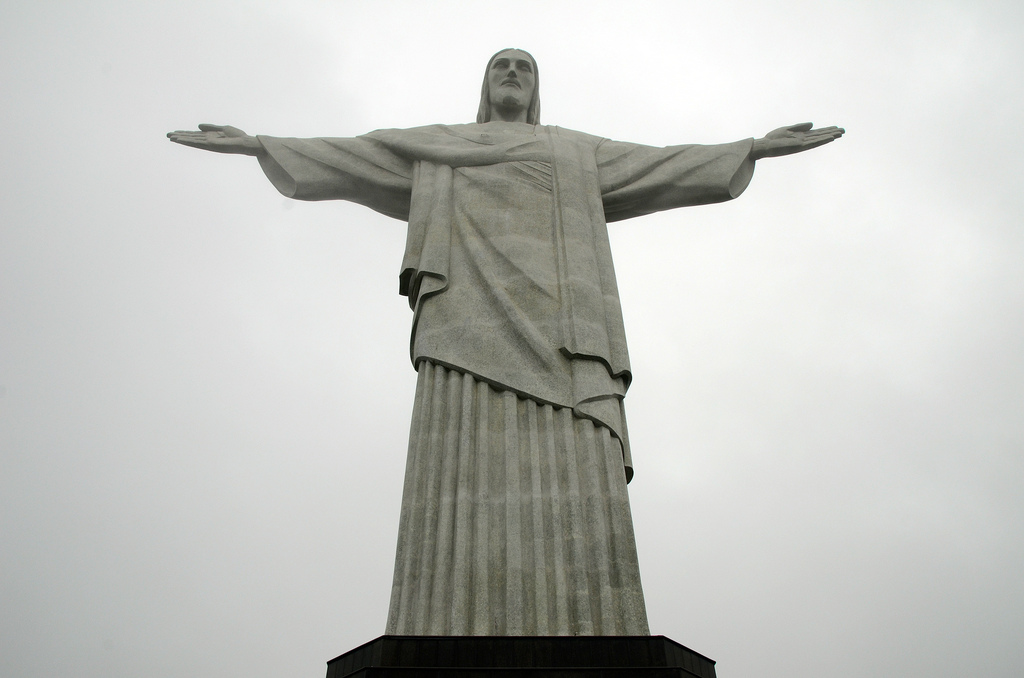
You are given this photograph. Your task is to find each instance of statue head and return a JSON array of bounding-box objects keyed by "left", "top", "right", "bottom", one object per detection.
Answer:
[{"left": 477, "top": 48, "right": 540, "bottom": 125}]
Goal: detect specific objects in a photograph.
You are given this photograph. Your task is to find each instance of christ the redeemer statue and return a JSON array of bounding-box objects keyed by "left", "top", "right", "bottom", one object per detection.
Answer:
[{"left": 169, "top": 48, "right": 843, "bottom": 638}]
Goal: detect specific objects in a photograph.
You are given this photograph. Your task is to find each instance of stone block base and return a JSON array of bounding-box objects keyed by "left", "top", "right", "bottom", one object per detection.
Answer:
[{"left": 325, "top": 636, "right": 716, "bottom": 677}]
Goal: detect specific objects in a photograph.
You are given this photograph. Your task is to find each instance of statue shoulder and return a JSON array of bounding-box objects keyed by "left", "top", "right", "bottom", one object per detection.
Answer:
[{"left": 547, "top": 125, "right": 606, "bottom": 148}]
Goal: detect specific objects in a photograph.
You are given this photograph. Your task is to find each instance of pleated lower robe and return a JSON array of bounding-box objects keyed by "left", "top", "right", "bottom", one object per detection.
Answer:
[{"left": 386, "top": 362, "right": 649, "bottom": 636}]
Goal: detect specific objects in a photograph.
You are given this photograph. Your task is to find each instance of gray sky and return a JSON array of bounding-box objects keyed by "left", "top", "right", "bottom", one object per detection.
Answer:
[{"left": 2, "top": 1, "right": 1023, "bottom": 677}]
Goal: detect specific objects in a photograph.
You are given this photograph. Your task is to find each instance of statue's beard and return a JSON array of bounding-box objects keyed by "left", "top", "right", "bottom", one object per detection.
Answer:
[{"left": 489, "top": 91, "right": 529, "bottom": 121}]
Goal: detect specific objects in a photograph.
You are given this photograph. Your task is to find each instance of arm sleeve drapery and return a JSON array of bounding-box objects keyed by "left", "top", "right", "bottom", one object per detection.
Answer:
[
  {"left": 257, "top": 135, "right": 415, "bottom": 221},
  {"left": 597, "top": 137, "right": 755, "bottom": 222}
]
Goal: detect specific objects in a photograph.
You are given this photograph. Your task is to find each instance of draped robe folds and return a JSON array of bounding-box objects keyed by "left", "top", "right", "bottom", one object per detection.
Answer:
[{"left": 256, "top": 122, "right": 754, "bottom": 635}]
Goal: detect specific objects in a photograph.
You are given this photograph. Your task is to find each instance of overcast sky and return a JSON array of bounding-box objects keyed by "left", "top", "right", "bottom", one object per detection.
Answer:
[{"left": 2, "top": 1, "right": 1023, "bottom": 677}]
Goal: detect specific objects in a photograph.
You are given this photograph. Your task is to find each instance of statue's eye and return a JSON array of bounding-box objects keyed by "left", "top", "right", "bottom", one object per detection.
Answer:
[
  {"left": 492, "top": 59, "right": 509, "bottom": 69},
  {"left": 518, "top": 62, "right": 532, "bottom": 73}
]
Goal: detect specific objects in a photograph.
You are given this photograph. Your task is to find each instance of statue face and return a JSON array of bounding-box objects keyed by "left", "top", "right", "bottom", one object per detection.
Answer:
[{"left": 487, "top": 50, "right": 536, "bottom": 116}]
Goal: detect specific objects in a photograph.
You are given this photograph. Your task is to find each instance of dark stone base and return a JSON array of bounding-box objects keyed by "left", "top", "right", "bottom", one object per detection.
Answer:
[{"left": 326, "top": 636, "right": 716, "bottom": 678}]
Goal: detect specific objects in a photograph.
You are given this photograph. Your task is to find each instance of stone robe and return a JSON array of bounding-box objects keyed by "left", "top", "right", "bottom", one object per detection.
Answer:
[{"left": 256, "top": 122, "right": 754, "bottom": 635}]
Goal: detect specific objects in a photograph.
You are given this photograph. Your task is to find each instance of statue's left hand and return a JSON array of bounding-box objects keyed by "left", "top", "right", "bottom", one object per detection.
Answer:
[
  {"left": 750, "top": 122, "right": 844, "bottom": 160},
  {"left": 166, "top": 124, "right": 264, "bottom": 156}
]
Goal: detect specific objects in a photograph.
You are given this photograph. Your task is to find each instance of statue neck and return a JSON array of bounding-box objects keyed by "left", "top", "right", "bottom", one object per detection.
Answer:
[{"left": 488, "top": 104, "right": 529, "bottom": 124}]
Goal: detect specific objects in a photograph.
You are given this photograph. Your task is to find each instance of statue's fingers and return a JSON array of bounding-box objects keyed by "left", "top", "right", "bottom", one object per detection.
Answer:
[
  {"left": 198, "top": 123, "right": 225, "bottom": 132},
  {"left": 803, "top": 136, "right": 836, "bottom": 149},
  {"left": 787, "top": 122, "right": 814, "bottom": 132},
  {"left": 805, "top": 130, "right": 838, "bottom": 141},
  {"left": 808, "top": 127, "right": 842, "bottom": 138},
  {"left": 811, "top": 126, "right": 845, "bottom": 139},
  {"left": 168, "top": 132, "right": 216, "bottom": 147},
  {"left": 803, "top": 135, "right": 836, "bottom": 150}
]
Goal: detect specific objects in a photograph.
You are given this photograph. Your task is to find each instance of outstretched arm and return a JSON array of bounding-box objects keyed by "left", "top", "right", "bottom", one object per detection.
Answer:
[
  {"left": 750, "top": 122, "right": 844, "bottom": 161},
  {"left": 167, "top": 124, "right": 264, "bottom": 156}
]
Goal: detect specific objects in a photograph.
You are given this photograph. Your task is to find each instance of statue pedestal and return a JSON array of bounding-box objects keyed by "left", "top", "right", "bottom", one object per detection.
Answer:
[{"left": 325, "top": 635, "right": 717, "bottom": 677}]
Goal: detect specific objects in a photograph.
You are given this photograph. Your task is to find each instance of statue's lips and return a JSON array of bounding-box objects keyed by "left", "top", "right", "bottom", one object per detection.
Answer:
[{"left": 500, "top": 79, "right": 521, "bottom": 89}]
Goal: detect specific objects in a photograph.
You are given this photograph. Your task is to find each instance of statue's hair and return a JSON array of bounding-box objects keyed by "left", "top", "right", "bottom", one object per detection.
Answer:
[{"left": 477, "top": 48, "right": 540, "bottom": 125}]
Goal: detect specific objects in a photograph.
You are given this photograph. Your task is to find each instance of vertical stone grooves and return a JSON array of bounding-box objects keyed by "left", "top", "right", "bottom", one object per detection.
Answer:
[
  {"left": 471, "top": 379, "right": 490, "bottom": 634},
  {"left": 580, "top": 420, "right": 615, "bottom": 633},
  {"left": 449, "top": 371, "right": 476, "bottom": 634},
  {"left": 601, "top": 426, "right": 646, "bottom": 633},
  {"left": 502, "top": 391, "right": 524, "bottom": 635},
  {"left": 602, "top": 426, "right": 626, "bottom": 633},
  {"left": 487, "top": 386, "right": 505, "bottom": 633},
  {"left": 411, "top": 363, "right": 449, "bottom": 631},
  {"left": 542, "top": 403, "right": 570, "bottom": 633},
  {"left": 426, "top": 367, "right": 460, "bottom": 631},
  {"left": 598, "top": 427, "right": 621, "bottom": 631},
  {"left": 385, "top": 362, "right": 649, "bottom": 636},
  {"left": 558, "top": 405, "right": 594, "bottom": 634},
  {"left": 525, "top": 399, "right": 548, "bottom": 634}
]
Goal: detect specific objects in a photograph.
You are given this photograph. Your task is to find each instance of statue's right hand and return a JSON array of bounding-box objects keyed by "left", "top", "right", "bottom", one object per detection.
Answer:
[{"left": 166, "top": 124, "right": 263, "bottom": 156}]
